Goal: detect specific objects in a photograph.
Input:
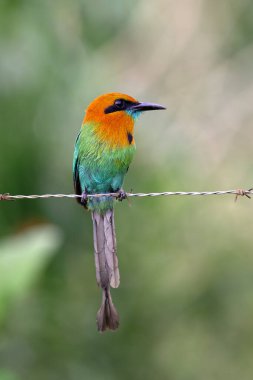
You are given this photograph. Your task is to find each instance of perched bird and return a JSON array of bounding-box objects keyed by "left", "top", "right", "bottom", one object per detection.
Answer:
[{"left": 73, "top": 93, "right": 165, "bottom": 332}]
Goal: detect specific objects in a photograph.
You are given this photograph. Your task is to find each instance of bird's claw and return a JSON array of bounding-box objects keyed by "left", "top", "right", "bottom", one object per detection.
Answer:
[
  {"left": 234, "top": 188, "right": 252, "bottom": 202},
  {"left": 81, "top": 191, "right": 88, "bottom": 206},
  {"left": 117, "top": 189, "right": 127, "bottom": 202}
]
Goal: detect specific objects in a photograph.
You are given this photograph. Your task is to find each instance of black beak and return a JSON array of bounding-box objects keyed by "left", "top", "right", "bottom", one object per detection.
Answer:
[{"left": 129, "top": 102, "right": 166, "bottom": 112}]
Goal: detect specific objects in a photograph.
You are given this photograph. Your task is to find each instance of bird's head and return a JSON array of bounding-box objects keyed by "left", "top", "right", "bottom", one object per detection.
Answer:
[{"left": 83, "top": 92, "right": 166, "bottom": 147}]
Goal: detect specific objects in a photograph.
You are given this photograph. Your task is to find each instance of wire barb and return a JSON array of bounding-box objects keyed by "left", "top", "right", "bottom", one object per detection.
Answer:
[
  {"left": 0, "top": 193, "right": 12, "bottom": 201},
  {"left": 0, "top": 188, "right": 253, "bottom": 201},
  {"left": 234, "top": 188, "right": 252, "bottom": 202}
]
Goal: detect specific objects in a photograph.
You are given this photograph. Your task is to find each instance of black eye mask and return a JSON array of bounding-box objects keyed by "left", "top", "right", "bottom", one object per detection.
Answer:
[{"left": 104, "top": 99, "right": 139, "bottom": 114}]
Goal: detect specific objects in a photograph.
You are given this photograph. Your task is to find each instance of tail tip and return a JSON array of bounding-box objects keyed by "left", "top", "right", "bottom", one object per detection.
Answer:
[{"left": 96, "top": 290, "right": 119, "bottom": 332}]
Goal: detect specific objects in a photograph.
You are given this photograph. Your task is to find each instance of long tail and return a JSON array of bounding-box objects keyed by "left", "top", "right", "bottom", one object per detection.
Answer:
[{"left": 91, "top": 209, "right": 120, "bottom": 331}]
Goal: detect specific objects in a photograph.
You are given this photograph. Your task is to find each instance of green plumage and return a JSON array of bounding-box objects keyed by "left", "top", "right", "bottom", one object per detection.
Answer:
[{"left": 73, "top": 122, "right": 136, "bottom": 212}]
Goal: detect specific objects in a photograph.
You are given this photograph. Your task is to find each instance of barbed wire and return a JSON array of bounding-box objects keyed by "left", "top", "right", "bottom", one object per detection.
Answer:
[{"left": 0, "top": 188, "right": 252, "bottom": 201}]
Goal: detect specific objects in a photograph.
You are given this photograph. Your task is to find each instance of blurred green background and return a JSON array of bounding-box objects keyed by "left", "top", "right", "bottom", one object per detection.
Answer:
[{"left": 1, "top": 1, "right": 253, "bottom": 379}]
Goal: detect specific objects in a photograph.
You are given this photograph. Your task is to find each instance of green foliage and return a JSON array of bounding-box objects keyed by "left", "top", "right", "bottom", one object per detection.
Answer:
[
  {"left": 0, "top": 226, "right": 62, "bottom": 324},
  {"left": 0, "top": 369, "right": 19, "bottom": 380}
]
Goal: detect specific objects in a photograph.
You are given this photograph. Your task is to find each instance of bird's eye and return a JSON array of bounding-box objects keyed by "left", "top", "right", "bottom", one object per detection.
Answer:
[{"left": 114, "top": 99, "right": 125, "bottom": 109}]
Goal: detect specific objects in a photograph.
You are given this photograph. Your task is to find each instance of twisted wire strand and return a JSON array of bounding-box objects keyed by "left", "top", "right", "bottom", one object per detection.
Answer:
[{"left": 0, "top": 188, "right": 252, "bottom": 201}]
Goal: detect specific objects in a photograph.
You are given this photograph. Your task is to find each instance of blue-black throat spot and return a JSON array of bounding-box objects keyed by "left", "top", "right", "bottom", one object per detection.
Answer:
[{"left": 127, "top": 132, "right": 133, "bottom": 144}]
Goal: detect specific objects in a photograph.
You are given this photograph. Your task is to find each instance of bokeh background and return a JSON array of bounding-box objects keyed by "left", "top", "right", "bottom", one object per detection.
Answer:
[{"left": 1, "top": 1, "right": 253, "bottom": 379}]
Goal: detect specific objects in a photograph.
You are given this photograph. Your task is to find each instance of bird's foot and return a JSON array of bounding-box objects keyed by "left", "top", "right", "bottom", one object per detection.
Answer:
[
  {"left": 81, "top": 190, "right": 88, "bottom": 206},
  {"left": 234, "top": 188, "right": 252, "bottom": 202},
  {"left": 116, "top": 189, "right": 127, "bottom": 202}
]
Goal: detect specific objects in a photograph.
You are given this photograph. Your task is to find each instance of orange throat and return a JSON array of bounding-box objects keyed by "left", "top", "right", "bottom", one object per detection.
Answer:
[{"left": 84, "top": 112, "right": 135, "bottom": 148}]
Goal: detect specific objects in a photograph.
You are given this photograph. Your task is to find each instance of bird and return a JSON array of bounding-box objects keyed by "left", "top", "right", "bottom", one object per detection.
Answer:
[{"left": 73, "top": 92, "right": 166, "bottom": 332}]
